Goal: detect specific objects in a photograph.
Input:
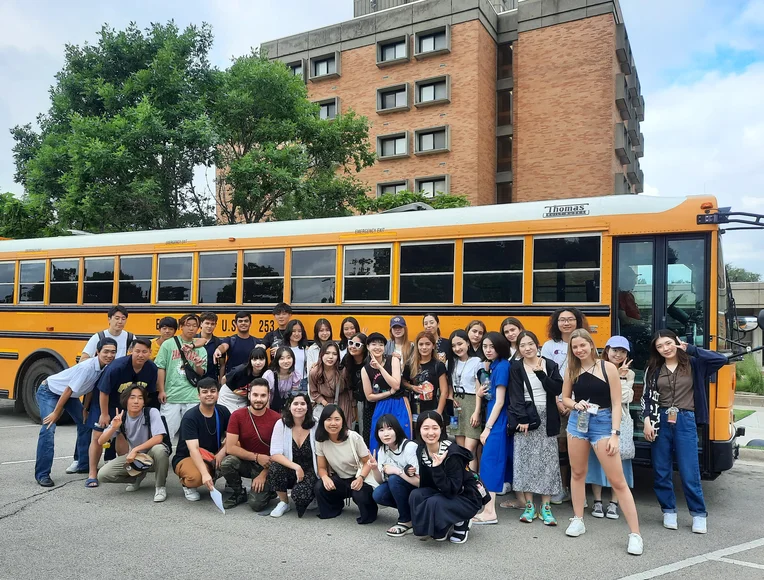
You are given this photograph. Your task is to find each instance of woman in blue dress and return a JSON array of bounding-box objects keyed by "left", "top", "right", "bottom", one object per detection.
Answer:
[
  {"left": 472, "top": 331, "right": 510, "bottom": 525},
  {"left": 362, "top": 332, "right": 410, "bottom": 456}
]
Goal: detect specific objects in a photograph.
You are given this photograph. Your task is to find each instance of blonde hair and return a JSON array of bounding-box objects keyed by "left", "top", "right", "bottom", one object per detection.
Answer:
[{"left": 566, "top": 328, "right": 598, "bottom": 384}]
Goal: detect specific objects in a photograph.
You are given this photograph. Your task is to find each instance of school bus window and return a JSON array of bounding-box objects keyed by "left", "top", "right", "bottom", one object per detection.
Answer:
[
  {"left": 243, "top": 250, "right": 284, "bottom": 304},
  {"left": 291, "top": 248, "right": 336, "bottom": 304},
  {"left": 533, "top": 235, "right": 601, "bottom": 303},
  {"left": 199, "top": 252, "right": 237, "bottom": 304},
  {"left": 463, "top": 239, "right": 523, "bottom": 303},
  {"left": 157, "top": 254, "right": 192, "bottom": 303},
  {"left": 0, "top": 262, "right": 15, "bottom": 303},
  {"left": 119, "top": 256, "right": 152, "bottom": 303},
  {"left": 49, "top": 259, "right": 79, "bottom": 304},
  {"left": 19, "top": 261, "right": 45, "bottom": 303},
  {"left": 343, "top": 245, "right": 391, "bottom": 302},
  {"left": 84, "top": 257, "right": 115, "bottom": 303},
  {"left": 400, "top": 242, "right": 454, "bottom": 304}
]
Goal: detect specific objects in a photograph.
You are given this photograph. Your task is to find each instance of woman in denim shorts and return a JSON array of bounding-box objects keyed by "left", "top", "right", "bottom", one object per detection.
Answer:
[{"left": 561, "top": 329, "right": 643, "bottom": 556}]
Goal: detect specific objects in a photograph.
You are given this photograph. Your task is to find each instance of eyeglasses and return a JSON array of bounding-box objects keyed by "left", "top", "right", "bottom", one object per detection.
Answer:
[
  {"left": 558, "top": 318, "right": 577, "bottom": 324},
  {"left": 348, "top": 340, "right": 364, "bottom": 348}
]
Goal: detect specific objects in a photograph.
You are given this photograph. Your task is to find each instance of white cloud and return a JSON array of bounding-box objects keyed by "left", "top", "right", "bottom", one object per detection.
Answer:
[{"left": 642, "top": 183, "right": 660, "bottom": 196}]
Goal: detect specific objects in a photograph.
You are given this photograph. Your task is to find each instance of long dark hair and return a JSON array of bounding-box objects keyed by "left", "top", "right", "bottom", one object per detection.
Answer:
[
  {"left": 285, "top": 319, "right": 307, "bottom": 348},
  {"left": 245, "top": 347, "right": 268, "bottom": 380},
  {"left": 374, "top": 414, "right": 408, "bottom": 450},
  {"left": 447, "top": 329, "right": 471, "bottom": 375},
  {"left": 315, "top": 404, "right": 349, "bottom": 442},
  {"left": 312, "top": 318, "right": 333, "bottom": 348},
  {"left": 547, "top": 307, "right": 589, "bottom": 342},
  {"left": 341, "top": 332, "right": 367, "bottom": 378},
  {"left": 482, "top": 331, "right": 511, "bottom": 361},
  {"left": 270, "top": 345, "right": 296, "bottom": 375},
  {"left": 339, "top": 317, "right": 361, "bottom": 350},
  {"left": 310, "top": 342, "right": 342, "bottom": 392},
  {"left": 282, "top": 393, "right": 316, "bottom": 429},
  {"left": 414, "top": 410, "right": 447, "bottom": 444},
  {"left": 646, "top": 329, "right": 691, "bottom": 384}
]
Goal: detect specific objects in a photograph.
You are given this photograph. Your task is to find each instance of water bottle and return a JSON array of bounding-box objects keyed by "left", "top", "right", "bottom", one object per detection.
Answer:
[
  {"left": 448, "top": 407, "right": 460, "bottom": 434},
  {"left": 481, "top": 375, "right": 493, "bottom": 402},
  {"left": 576, "top": 403, "right": 590, "bottom": 433}
]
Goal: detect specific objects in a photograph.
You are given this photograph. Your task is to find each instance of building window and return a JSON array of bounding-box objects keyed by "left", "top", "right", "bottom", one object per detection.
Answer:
[
  {"left": 497, "top": 90, "right": 512, "bottom": 126},
  {"left": 463, "top": 239, "right": 523, "bottom": 303},
  {"left": 497, "top": 43, "right": 513, "bottom": 79},
  {"left": 497, "top": 136, "right": 512, "bottom": 172},
  {"left": 415, "top": 76, "right": 450, "bottom": 106},
  {"left": 496, "top": 182, "right": 512, "bottom": 204},
  {"left": 199, "top": 252, "right": 237, "bottom": 304},
  {"left": 315, "top": 97, "right": 339, "bottom": 120},
  {"left": 377, "top": 37, "right": 408, "bottom": 66},
  {"left": 310, "top": 53, "right": 340, "bottom": 80},
  {"left": 343, "top": 245, "right": 391, "bottom": 302},
  {"left": 377, "top": 132, "right": 408, "bottom": 159},
  {"left": 119, "top": 256, "right": 152, "bottom": 303},
  {"left": 415, "top": 176, "right": 448, "bottom": 198},
  {"left": 243, "top": 250, "right": 284, "bottom": 303},
  {"left": 19, "top": 261, "right": 45, "bottom": 303},
  {"left": 376, "top": 84, "right": 409, "bottom": 113},
  {"left": 415, "top": 27, "right": 450, "bottom": 58},
  {"left": 287, "top": 59, "right": 305, "bottom": 81},
  {"left": 377, "top": 181, "right": 409, "bottom": 196},
  {"left": 415, "top": 126, "right": 449, "bottom": 154},
  {"left": 533, "top": 235, "right": 601, "bottom": 302},
  {"left": 157, "top": 254, "right": 192, "bottom": 302},
  {"left": 84, "top": 257, "right": 114, "bottom": 303},
  {"left": 0, "top": 262, "right": 14, "bottom": 303},
  {"left": 50, "top": 259, "right": 79, "bottom": 304},
  {"left": 400, "top": 242, "right": 454, "bottom": 304},
  {"left": 291, "top": 248, "right": 336, "bottom": 304}
]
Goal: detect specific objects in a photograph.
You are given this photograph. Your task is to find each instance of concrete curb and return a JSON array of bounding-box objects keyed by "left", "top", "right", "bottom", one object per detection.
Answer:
[
  {"left": 739, "top": 447, "right": 764, "bottom": 462},
  {"left": 735, "top": 393, "right": 764, "bottom": 407}
]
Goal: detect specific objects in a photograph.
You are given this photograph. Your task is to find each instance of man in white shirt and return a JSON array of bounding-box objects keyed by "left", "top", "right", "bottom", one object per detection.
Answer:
[
  {"left": 79, "top": 305, "right": 134, "bottom": 360},
  {"left": 34, "top": 338, "right": 117, "bottom": 487}
]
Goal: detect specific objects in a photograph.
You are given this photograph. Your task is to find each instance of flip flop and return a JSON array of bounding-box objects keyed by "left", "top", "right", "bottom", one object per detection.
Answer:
[
  {"left": 471, "top": 516, "right": 498, "bottom": 525},
  {"left": 85, "top": 478, "right": 99, "bottom": 488}
]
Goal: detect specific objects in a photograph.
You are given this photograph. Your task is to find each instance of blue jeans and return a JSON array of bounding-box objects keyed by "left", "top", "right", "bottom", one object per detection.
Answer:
[
  {"left": 35, "top": 383, "right": 92, "bottom": 481},
  {"left": 651, "top": 409, "right": 707, "bottom": 517},
  {"left": 372, "top": 475, "right": 415, "bottom": 523}
]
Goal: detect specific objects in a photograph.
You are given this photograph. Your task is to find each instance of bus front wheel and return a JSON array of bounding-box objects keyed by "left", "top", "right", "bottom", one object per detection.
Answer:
[{"left": 21, "top": 358, "right": 63, "bottom": 424}]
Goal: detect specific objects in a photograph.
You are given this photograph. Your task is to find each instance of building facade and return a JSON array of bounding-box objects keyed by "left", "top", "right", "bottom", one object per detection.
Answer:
[{"left": 260, "top": 0, "right": 645, "bottom": 207}]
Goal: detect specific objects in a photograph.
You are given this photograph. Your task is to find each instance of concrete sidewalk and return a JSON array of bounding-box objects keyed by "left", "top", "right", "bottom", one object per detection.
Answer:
[{"left": 736, "top": 405, "right": 764, "bottom": 447}]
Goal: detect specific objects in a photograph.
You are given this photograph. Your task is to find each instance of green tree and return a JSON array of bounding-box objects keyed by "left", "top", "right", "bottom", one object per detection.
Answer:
[
  {"left": 0, "top": 193, "right": 65, "bottom": 239},
  {"left": 11, "top": 21, "right": 218, "bottom": 233},
  {"left": 354, "top": 190, "right": 470, "bottom": 214},
  {"left": 211, "top": 54, "right": 375, "bottom": 223},
  {"left": 727, "top": 264, "right": 762, "bottom": 282}
]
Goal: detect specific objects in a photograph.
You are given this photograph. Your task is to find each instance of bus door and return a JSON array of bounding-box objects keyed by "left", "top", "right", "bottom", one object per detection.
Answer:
[{"left": 613, "top": 235, "right": 710, "bottom": 472}]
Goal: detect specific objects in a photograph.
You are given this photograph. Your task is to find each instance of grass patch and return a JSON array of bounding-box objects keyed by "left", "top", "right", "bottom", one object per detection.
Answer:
[
  {"left": 736, "top": 354, "right": 764, "bottom": 394},
  {"left": 745, "top": 445, "right": 764, "bottom": 450},
  {"left": 734, "top": 409, "right": 756, "bottom": 422}
]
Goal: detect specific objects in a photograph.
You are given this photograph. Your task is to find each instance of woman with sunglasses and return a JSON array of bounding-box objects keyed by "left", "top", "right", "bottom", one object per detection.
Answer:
[{"left": 342, "top": 333, "right": 371, "bottom": 444}]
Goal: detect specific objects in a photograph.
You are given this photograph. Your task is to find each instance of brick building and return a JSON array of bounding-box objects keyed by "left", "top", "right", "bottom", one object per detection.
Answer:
[{"left": 260, "top": 0, "right": 644, "bottom": 207}]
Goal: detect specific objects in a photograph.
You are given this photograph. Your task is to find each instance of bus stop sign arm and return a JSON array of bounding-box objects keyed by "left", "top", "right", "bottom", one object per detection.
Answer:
[{"left": 698, "top": 207, "right": 764, "bottom": 232}]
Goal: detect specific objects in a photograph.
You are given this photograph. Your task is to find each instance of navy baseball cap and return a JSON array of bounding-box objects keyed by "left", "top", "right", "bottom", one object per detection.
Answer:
[{"left": 390, "top": 316, "right": 406, "bottom": 328}]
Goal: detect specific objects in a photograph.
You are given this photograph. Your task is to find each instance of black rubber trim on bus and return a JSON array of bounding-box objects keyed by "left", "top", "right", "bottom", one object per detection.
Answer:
[
  {"left": 0, "top": 332, "right": 92, "bottom": 341},
  {"left": 0, "top": 389, "right": 9, "bottom": 398},
  {"left": 0, "top": 304, "right": 612, "bottom": 317},
  {"left": 0, "top": 352, "right": 19, "bottom": 359}
]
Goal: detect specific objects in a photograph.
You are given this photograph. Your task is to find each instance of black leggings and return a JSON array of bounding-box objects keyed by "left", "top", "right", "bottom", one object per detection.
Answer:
[{"left": 313, "top": 474, "right": 378, "bottom": 524}]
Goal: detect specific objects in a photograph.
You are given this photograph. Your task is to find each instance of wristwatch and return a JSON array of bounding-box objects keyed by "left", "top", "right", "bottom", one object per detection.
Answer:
[{"left": 610, "top": 429, "right": 621, "bottom": 436}]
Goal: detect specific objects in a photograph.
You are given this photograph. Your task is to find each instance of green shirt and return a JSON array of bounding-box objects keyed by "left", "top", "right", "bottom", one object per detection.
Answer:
[{"left": 155, "top": 337, "right": 208, "bottom": 404}]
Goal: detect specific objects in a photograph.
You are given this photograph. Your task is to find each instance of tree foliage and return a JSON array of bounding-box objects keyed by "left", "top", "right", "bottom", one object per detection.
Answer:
[
  {"left": 727, "top": 264, "right": 762, "bottom": 282},
  {"left": 0, "top": 193, "right": 65, "bottom": 239},
  {"left": 354, "top": 190, "right": 470, "bottom": 214}
]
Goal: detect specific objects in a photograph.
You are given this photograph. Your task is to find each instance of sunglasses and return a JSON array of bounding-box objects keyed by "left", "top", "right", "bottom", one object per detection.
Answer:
[{"left": 348, "top": 340, "right": 364, "bottom": 348}]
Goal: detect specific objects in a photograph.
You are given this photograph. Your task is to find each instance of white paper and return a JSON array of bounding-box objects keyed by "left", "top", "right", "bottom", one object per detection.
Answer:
[{"left": 210, "top": 488, "right": 226, "bottom": 514}]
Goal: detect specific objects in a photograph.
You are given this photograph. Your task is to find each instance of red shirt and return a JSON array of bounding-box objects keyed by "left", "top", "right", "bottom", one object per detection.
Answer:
[{"left": 227, "top": 407, "right": 280, "bottom": 454}]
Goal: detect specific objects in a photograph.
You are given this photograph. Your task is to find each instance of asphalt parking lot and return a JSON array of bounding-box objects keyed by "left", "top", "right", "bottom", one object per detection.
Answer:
[{"left": 2, "top": 400, "right": 764, "bottom": 580}]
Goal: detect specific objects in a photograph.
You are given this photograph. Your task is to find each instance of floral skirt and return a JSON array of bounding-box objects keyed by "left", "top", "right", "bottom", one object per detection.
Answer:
[{"left": 512, "top": 405, "right": 563, "bottom": 496}]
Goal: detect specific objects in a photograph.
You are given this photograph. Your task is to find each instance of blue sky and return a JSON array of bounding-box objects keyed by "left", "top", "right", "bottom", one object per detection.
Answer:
[{"left": 1, "top": 0, "right": 763, "bottom": 274}]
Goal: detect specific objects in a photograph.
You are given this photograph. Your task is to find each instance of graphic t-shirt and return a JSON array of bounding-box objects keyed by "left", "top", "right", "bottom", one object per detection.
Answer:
[
  {"left": 98, "top": 355, "right": 158, "bottom": 409},
  {"left": 404, "top": 359, "right": 447, "bottom": 396},
  {"left": 123, "top": 407, "right": 166, "bottom": 449},
  {"left": 155, "top": 338, "right": 208, "bottom": 404},
  {"left": 172, "top": 404, "right": 231, "bottom": 469},
  {"left": 541, "top": 340, "right": 569, "bottom": 376},
  {"left": 227, "top": 407, "right": 280, "bottom": 454}
]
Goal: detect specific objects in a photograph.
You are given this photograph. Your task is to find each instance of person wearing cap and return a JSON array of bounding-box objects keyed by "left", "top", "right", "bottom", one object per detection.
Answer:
[
  {"left": 384, "top": 316, "right": 413, "bottom": 367},
  {"left": 586, "top": 335, "right": 635, "bottom": 520},
  {"left": 96, "top": 384, "right": 170, "bottom": 502}
]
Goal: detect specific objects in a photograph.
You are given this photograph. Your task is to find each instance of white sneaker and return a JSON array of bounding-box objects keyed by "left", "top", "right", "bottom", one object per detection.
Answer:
[
  {"left": 306, "top": 499, "right": 318, "bottom": 511},
  {"left": 153, "top": 487, "right": 167, "bottom": 503},
  {"left": 565, "top": 517, "right": 586, "bottom": 537},
  {"left": 183, "top": 486, "right": 200, "bottom": 502},
  {"left": 663, "top": 512, "right": 678, "bottom": 530},
  {"left": 125, "top": 474, "right": 145, "bottom": 492},
  {"left": 692, "top": 516, "right": 707, "bottom": 534},
  {"left": 497, "top": 482, "right": 512, "bottom": 496},
  {"left": 65, "top": 460, "right": 80, "bottom": 474},
  {"left": 627, "top": 533, "right": 644, "bottom": 555},
  {"left": 270, "top": 500, "right": 292, "bottom": 518}
]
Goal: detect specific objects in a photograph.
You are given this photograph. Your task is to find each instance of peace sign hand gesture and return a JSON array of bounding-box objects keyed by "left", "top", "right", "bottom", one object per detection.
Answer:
[
  {"left": 111, "top": 410, "right": 124, "bottom": 429},
  {"left": 619, "top": 359, "right": 633, "bottom": 378},
  {"left": 431, "top": 451, "right": 446, "bottom": 467}
]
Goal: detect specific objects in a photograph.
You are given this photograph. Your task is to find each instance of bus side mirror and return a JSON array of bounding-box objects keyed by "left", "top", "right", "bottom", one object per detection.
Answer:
[{"left": 758, "top": 309, "right": 764, "bottom": 331}]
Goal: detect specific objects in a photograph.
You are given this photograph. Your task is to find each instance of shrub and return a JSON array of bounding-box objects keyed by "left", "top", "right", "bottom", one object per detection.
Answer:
[{"left": 736, "top": 354, "right": 764, "bottom": 395}]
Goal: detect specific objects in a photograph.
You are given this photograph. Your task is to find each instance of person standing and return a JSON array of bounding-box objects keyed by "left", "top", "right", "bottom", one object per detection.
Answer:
[
  {"left": 196, "top": 312, "right": 222, "bottom": 381},
  {"left": 220, "top": 379, "right": 281, "bottom": 511},
  {"left": 309, "top": 342, "right": 354, "bottom": 424},
  {"left": 384, "top": 316, "right": 413, "bottom": 365},
  {"left": 307, "top": 318, "right": 333, "bottom": 373},
  {"left": 172, "top": 377, "right": 231, "bottom": 501},
  {"left": 422, "top": 313, "right": 448, "bottom": 360},
  {"left": 35, "top": 338, "right": 117, "bottom": 487},
  {"left": 79, "top": 305, "right": 134, "bottom": 361},
  {"left": 341, "top": 332, "right": 368, "bottom": 440},
  {"left": 96, "top": 384, "right": 170, "bottom": 502},
  {"left": 338, "top": 317, "right": 361, "bottom": 360},
  {"left": 263, "top": 303, "right": 293, "bottom": 355},
  {"left": 465, "top": 320, "right": 486, "bottom": 361},
  {"left": 501, "top": 317, "right": 525, "bottom": 360},
  {"left": 213, "top": 311, "right": 262, "bottom": 377},
  {"left": 402, "top": 331, "right": 448, "bottom": 417},
  {"left": 267, "top": 346, "right": 301, "bottom": 413},
  {"left": 156, "top": 313, "right": 208, "bottom": 440},
  {"left": 151, "top": 317, "right": 178, "bottom": 361},
  {"left": 642, "top": 330, "right": 727, "bottom": 535},
  {"left": 447, "top": 330, "right": 482, "bottom": 471}
]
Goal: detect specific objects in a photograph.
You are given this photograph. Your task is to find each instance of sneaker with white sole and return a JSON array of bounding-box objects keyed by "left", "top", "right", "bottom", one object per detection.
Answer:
[
  {"left": 125, "top": 474, "right": 146, "bottom": 492},
  {"left": 627, "top": 533, "right": 644, "bottom": 555},
  {"left": 183, "top": 486, "right": 201, "bottom": 502},
  {"left": 270, "top": 500, "right": 292, "bottom": 518},
  {"left": 306, "top": 499, "right": 318, "bottom": 511},
  {"left": 606, "top": 502, "right": 620, "bottom": 520},
  {"left": 663, "top": 512, "right": 678, "bottom": 530},
  {"left": 497, "top": 482, "right": 512, "bottom": 496},
  {"left": 65, "top": 460, "right": 81, "bottom": 474},
  {"left": 153, "top": 487, "right": 167, "bottom": 503},
  {"left": 551, "top": 488, "right": 571, "bottom": 505},
  {"left": 591, "top": 501, "right": 604, "bottom": 518},
  {"left": 692, "top": 516, "right": 707, "bottom": 534},
  {"left": 565, "top": 517, "right": 586, "bottom": 537}
]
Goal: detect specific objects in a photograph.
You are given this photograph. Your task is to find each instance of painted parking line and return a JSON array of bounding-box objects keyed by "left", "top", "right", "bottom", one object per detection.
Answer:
[
  {"left": 619, "top": 536, "right": 764, "bottom": 579},
  {"left": 716, "top": 557, "right": 764, "bottom": 571},
  {"left": 1, "top": 455, "right": 73, "bottom": 466},
  {"left": 0, "top": 424, "right": 40, "bottom": 429}
]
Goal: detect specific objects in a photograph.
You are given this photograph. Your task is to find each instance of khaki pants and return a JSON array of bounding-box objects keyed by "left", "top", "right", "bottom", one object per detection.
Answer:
[
  {"left": 174, "top": 457, "right": 219, "bottom": 489},
  {"left": 97, "top": 444, "right": 169, "bottom": 487}
]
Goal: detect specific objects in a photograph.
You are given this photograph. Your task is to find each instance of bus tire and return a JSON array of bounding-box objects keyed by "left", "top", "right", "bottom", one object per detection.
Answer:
[{"left": 21, "top": 358, "right": 63, "bottom": 424}]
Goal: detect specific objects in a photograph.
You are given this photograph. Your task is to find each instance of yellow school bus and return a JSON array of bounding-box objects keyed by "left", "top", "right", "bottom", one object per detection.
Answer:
[{"left": 0, "top": 194, "right": 745, "bottom": 477}]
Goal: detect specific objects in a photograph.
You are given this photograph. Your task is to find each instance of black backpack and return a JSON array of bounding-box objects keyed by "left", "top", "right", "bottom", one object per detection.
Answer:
[
  {"left": 121, "top": 407, "right": 173, "bottom": 456},
  {"left": 99, "top": 330, "right": 134, "bottom": 352}
]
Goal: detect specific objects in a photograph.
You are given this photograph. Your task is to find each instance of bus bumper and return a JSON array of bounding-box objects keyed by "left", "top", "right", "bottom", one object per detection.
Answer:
[{"left": 710, "top": 429, "right": 743, "bottom": 474}]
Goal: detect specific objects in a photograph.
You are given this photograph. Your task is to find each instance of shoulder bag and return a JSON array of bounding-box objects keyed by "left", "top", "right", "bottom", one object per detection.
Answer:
[
  {"left": 175, "top": 337, "right": 201, "bottom": 387},
  {"left": 507, "top": 365, "right": 542, "bottom": 435},
  {"left": 349, "top": 434, "right": 379, "bottom": 489},
  {"left": 619, "top": 407, "right": 635, "bottom": 459}
]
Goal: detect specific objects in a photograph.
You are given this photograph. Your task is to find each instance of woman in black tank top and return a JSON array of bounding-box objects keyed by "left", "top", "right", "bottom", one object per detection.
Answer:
[{"left": 561, "top": 329, "right": 643, "bottom": 556}]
